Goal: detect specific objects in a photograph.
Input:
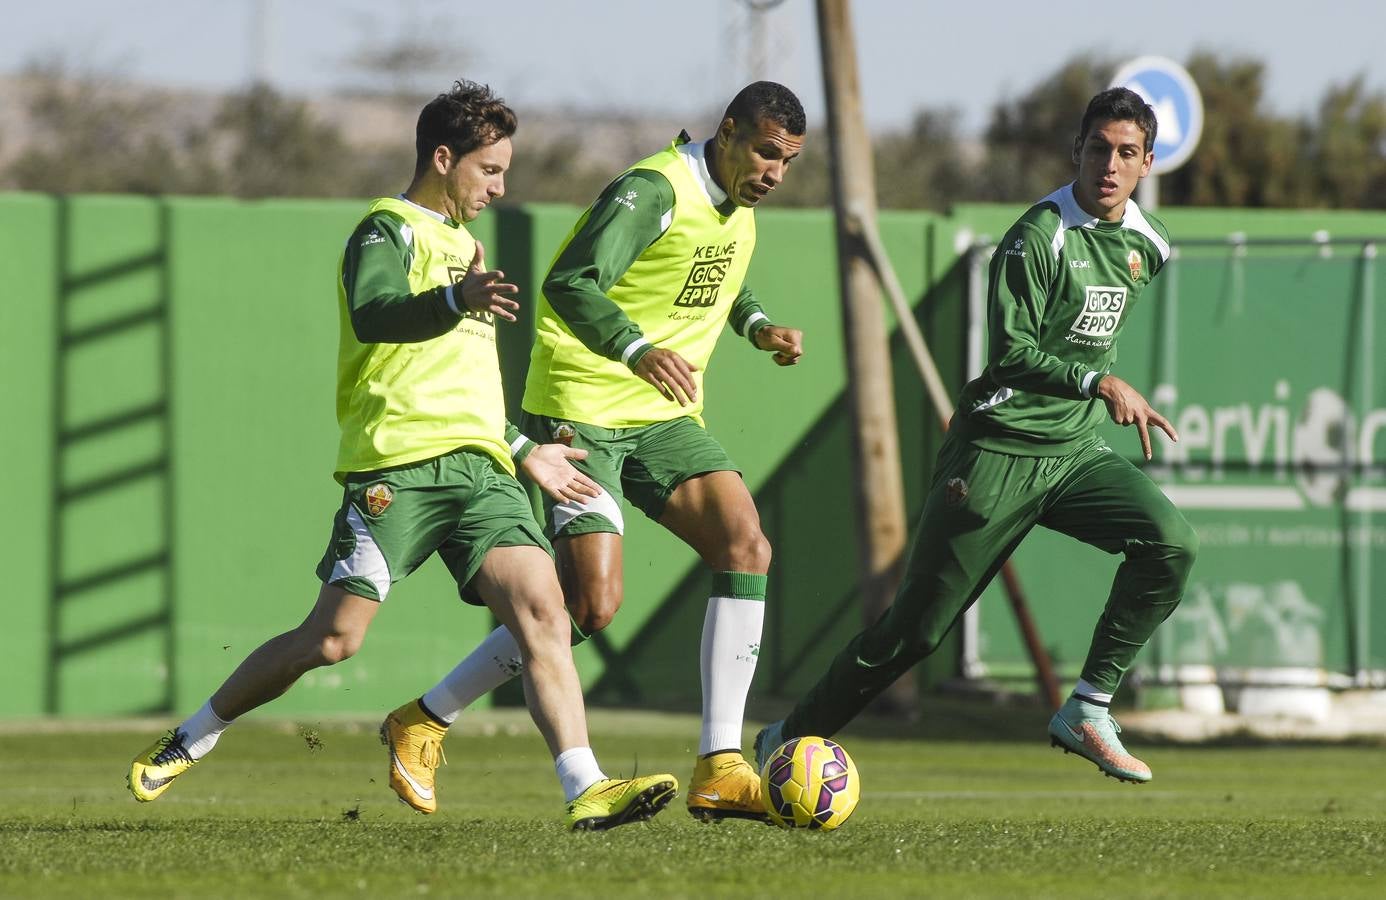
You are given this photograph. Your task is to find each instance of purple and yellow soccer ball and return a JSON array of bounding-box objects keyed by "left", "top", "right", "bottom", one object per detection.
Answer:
[{"left": 759, "top": 736, "right": 860, "bottom": 830}]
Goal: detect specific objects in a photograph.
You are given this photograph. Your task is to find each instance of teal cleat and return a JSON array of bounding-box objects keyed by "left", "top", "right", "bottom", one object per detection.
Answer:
[
  {"left": 1048, "top": 697, "right": 1152, "bottom": 783},
  {"left": 753, "top": 720, "right": 785, "bottom": 772}
]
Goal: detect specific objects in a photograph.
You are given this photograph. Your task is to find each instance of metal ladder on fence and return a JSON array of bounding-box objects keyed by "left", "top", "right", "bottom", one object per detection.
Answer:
[{"left": 46, "top": 197, "right": 175, "bottom": 714}]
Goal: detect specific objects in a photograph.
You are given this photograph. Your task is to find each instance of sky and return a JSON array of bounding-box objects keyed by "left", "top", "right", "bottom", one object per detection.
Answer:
[{"left": 4, "top": 0, "right": 1385, "bottom": 135}]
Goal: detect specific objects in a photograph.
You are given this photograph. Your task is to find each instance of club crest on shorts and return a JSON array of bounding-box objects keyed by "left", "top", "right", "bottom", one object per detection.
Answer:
[
  {"left": 364, "top": 483, "right": 393, "bottom": 516},
  {"left": 1127, "top": 249, "right": 1142, "bottom": 280},
  {"left": 552, "top": 422, "right": 576, "bottom": 446},
  {"left": 945, "top": 477, "right": 969, "bottom": 507}
]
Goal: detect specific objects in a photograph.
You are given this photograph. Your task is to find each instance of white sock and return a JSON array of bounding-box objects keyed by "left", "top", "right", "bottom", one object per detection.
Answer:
[
  {"left": 1073, "top": 678, "right": 1113, "bottom": 705},
  {"left": 180, "top": 700, "right": 231, "bottom": 760},
  {"left": 555, "top": 747, "right": 606, "bottom": 802},
  {"left": 699, "top": 594, "right": 765, "bottom": 755},
  {"left": 422, "top": 626, "right": 524, "bottom": 724}
]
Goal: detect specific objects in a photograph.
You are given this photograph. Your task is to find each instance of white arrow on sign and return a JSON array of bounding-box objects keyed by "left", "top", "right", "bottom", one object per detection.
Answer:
[
  {"left": 1128, "top": 80, "right": 1184, "bottom": 146},
  {"left": 1112, "top": 56, "right": 1203, "bottom": 176}
]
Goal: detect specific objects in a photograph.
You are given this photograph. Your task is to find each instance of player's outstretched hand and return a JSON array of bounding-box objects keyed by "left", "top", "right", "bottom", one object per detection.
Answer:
[
  {"left": 754, "top": 325, "right": 804, "bottom": 366},
  {"left": 459, "top": 240, "right": 520, "bottom": 322},
  {"left": 520, "top": 444, "right": 603, "bottom": 503},
  {"left": 633, "top": 347, "right": 700, "bottom": 406},
  {"left": 1097, "top": 374, "right": 1178, "bottom": 460}
]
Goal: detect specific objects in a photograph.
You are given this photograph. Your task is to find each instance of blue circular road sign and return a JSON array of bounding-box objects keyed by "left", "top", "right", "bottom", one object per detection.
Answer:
[{"left": 1111, "top": 56, "right": 1204, "bottom": 175}]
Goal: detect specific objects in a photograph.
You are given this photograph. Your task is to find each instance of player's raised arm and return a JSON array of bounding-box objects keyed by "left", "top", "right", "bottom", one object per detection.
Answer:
[
  {"left": 343, "top": 212, "right": 469, "bottom": 343},
  {"left": 456, "top": 240, "right": 520, "bottom": 322},
  {"left": 987, "top": 222, "right": 1105, "bottom": 401}
]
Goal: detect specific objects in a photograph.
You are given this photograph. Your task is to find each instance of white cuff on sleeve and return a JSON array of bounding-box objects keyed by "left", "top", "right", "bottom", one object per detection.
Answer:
[
  {"left": 741, "top": 312, "right": 769, "bottom": 339},
  {"left": 509, "top": 435, "right": 533, "bottom": 457},
  {"left": 621, "top": 338, "right": 653, "bottom": 366},
  {"left": 1081, "top": 370, "right": 1101, "bottom": 398},
  {"left": 444, "top": 284, "right": 462, "bottom": 316}
]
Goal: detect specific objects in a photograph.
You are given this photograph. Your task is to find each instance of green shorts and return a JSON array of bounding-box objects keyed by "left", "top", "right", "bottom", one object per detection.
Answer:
[
  {"left": 520, "top": 412, "right": 739, "bottom": 538},
  {"left": 315, "top": 447, "right": 551, "bottom": 605}
]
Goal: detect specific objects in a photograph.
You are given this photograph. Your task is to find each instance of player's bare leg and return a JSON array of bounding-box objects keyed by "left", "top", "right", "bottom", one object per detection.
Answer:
[
  {"left": 214, "top": 585, "right": 380, "bottom": 719},
  {"left": 472, "top": 544, "right": 676, "bottom": 829},
  {"left": 660, "top": 470, "right": 771, "bottom": 822},
  {"left": 392, "top": 531, "right": 624, "bottom": 807},
  {"left": 556, "top": 531, "right": 625, "bottom": 636},
  {"left": 130, "top": 585, "right": 379, "bottom": 801},
  {"left": 385, "top": 544, "right": 676, "bottom": 826}
]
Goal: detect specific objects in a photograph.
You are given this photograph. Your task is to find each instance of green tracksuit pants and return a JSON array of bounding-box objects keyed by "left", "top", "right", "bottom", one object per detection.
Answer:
[{"left": 784, "top": 432, "right": 1199, "bottom": 739}]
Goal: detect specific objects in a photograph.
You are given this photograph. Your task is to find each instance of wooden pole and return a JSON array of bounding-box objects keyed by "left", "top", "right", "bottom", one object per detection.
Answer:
[{"left": 815, "top": 0, "right": 916, "bottom": 713}]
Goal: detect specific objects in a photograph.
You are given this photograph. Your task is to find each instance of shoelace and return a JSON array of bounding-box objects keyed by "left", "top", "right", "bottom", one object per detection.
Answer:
[
  {"left": 151, "top": 730, "right": 193, "bottom": 766},
  {"left": 419, "top": 738, "right": 447, "bottom": 770}
]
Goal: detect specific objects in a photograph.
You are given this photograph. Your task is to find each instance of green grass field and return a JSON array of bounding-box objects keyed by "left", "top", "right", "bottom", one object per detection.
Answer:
[{"left": 2, "top": 705, "right": 1382, "bottom": 899}]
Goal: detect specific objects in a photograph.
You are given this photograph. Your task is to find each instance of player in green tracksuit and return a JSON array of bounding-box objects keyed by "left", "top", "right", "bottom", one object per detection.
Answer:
[
  {"left": 399, "top": 82, "right": 808, "bottom": 822},
  {"left": 757, "top": 87, "right": 1198, "bottom": 784},
  {"left": 128, "top": 81, "right": 678, "bottom": 831}
]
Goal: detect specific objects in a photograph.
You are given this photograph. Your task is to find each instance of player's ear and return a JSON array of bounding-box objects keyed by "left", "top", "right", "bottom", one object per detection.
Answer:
[
  {"left": 716, "top": 116, "right": 737, "bottom": 149},
  {"left": 433, "top": 144, "right": 453, "bottom": 176},
  {"left": 1071, "top": 136, "right": 1083, "bottom": 166}
]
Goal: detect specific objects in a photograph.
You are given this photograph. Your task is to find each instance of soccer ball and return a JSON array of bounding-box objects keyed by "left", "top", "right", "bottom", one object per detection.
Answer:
[{"left": 759, "top": 736, "right": 859, "bottom": 830}]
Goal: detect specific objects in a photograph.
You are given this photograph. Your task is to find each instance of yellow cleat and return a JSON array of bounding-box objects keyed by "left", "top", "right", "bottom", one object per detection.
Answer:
[
  {"left": 686, "top": 753, "right": 769, "bottom": 823},
  {"left": 380, "top": 700, "right": 448, "bottom": 814},
  {"left": 128, "top": 730, "right": 198, "bottom": 802},
  {"left": 567, "top": 774, "right": 678, "bottom": 831}
]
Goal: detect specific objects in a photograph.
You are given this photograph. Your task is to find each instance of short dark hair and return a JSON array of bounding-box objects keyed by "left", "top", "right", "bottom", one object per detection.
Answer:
[
  {"left": 723, "top": 81, "right": 806, "bottom": 136},
  {"left": 1079, "top": 87, "right": 1157, "bottom": 153},
  {"left": 415, "top": 80, "right": 517, "bottom": 174}
]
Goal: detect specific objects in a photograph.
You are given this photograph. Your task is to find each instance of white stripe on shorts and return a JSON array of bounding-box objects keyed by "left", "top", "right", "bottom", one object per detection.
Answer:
[
  {"left": 550, "top": 488, "right": 626, "bottom": 536},
  {"left": 329, "top": 505, "right": 393, "bottom": 600}
]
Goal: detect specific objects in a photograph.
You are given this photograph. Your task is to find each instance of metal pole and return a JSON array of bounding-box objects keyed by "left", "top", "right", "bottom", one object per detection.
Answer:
[
  {"left": 1138, "top": 172, "right": 1158, "bottom": 211},
  {"left": 815, "top": 0, "right": 915, "bottom": 712}
]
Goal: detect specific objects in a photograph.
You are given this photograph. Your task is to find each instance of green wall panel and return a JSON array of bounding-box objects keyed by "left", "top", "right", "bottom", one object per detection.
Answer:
[{"left": 9, "top": 188, "right": 1385, "bottom": 717}]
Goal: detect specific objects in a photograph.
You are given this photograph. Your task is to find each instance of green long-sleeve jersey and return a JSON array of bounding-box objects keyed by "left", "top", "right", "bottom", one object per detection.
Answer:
[
  {"left": 523, "top": 133, "right": 776, "bottom": 427},
  {"left": 335, "top": 195, "right": 533, "bottom": 479},
  {"left": 951, "top": 183, "right": 1170, "bottom": 455}
]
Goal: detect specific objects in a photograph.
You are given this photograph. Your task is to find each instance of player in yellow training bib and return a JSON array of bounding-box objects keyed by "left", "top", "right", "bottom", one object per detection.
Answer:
[
  {"left": 127, "top": 81, "right": 677, "bottom": 831},
  {"left": 394, "top": 82, "right": 808, "bottom": 823}
]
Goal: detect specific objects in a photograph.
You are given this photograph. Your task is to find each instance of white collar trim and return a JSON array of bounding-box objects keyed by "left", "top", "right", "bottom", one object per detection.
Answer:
[
  {"left": 397, "top": 193, "right": 449, "bottom": 223},
  {"left": 676, "top": 139, "right": 729, "bottom": 206}
]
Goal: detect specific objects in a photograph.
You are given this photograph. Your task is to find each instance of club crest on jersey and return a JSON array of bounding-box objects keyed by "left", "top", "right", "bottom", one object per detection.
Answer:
[
  {"left": 552, "top": 423, "right": 576, "bottom": 446},
  {"left": 1070, "top": 286, "right": 1128, "bottom": 338},
  {"left": 1127, "top": 250, "right": 1142, "bottom": 280},
  {"left": 364, "top": 483, "right": 394, "bottom": 516},
  {"left": 945, "top": 477, "right": 969, "bottom": 507}
]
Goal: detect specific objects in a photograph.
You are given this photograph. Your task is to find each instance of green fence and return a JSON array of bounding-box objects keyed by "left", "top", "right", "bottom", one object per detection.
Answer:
[
  {"left": 7, "top": 191, "right": 1386, "bottom": 718},
  {"left": 4, "top": 193, "right": 960, "bottom": 718}
]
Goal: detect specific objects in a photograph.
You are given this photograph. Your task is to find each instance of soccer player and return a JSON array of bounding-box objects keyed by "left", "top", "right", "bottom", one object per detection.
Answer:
[
  {"left": 128, "top": 81, "right": 678, "bottom": 831},
  {"left": 755, "top": 87, "right": 1198, "bottom": 784},
  {"left": 382, "top": 82, "right": 807, "bottom": 822}
]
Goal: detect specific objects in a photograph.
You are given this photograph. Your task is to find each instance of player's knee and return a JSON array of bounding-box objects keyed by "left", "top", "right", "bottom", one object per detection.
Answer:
[
  {"left": 511, "top": 596, "right": 572, "bottom": 650},
  {"left": 1160, "top": 516, "right": 1200, "bottom": 578},
  {"left": 573, "top": 603, "right": 616, "bottom": 636},
  {"left": 311, "top": 630, "right": 363, "bottom": 667},
  {"left": 723, "top": 527, "right": 772, "bottom": 574},
  {"left": 904, "top": 630, "right": 944, "bottom": 661},
  {"left": 567, "top": 573, "right": 622, "bottom": 635}
]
